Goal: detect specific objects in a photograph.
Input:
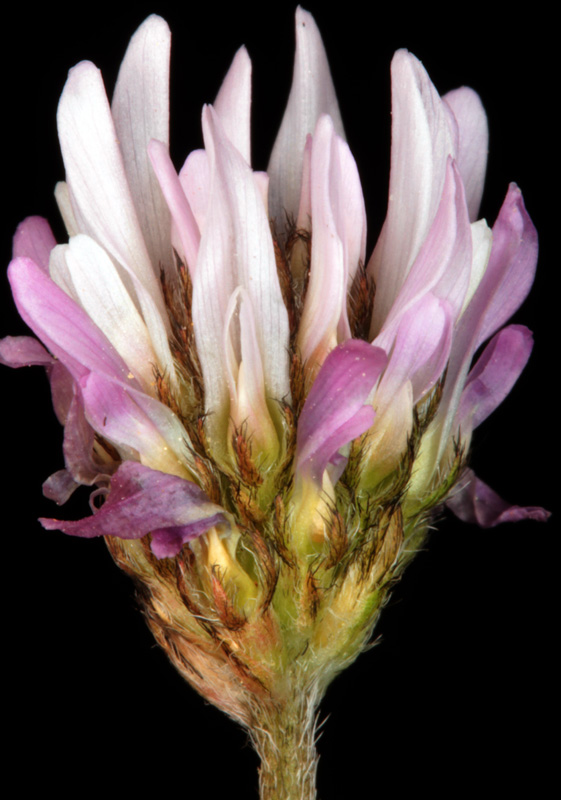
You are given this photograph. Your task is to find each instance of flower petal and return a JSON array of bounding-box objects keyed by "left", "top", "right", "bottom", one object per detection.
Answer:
[
  {"left": 268, "top": 7, "right": 344, "bottom": 230},
  {"left": 0, "top": 335, "right": 54, "bottom": 368},
  {"left": 213, "top": 46, "right": 252, "bottom": 164},
  {"left": 148, "top": 139, "right": 200, "bottom": 278},
  {"left": 57, "top": 61, "right": 168, "bottom": 322},
  {"left": 296, "top": 340, "right": 387, "bottom": 486},
  {"left": 193, "top": 107, "right": 291, "bottom": 451},
  {"left": 443, "top": 87, "right": 488, "bottom": 222},
  {"left": 12, "top": 216, "right": 56, "bottom": 271},
  {"left": 456, "top": 324, "right": 533, "bottom": 433},
  {"left": 474, "top": 183, "right": 538, "bottom": 349},
  {"left": 446, "top": 469, "right": 550, "bottom": 527},
  {"left": 379, "top": 158, "right": 472, "bottom": 336},
  {"left": 298, "top": 116, "right": 367, "bottom": 371},
  {"left": 80, "top": 372, "right": 193, "bottom": 477},
  {"left": 179, "top": 149, "right": 210, "bottom": 233},
  {"left": 61, "top": 234, "right": 158, "bottom": 390},
  {"left": 40, "top": 461, "right": 226, "bottom": 559},
  {"left": 368, "top": 50, "right": 456, "bottom": 333},
  {"left": 8, "top": 257, "right": 136, "bottom": 384},
  {"left": 431, "top": 184, "right": 538, "bottom": 466},
  {"left": 111, "top": 15, "right": 173, "bottom": 277}
]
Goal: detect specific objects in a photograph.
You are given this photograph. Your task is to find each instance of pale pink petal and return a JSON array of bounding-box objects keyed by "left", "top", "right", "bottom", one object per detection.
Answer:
[
  {"left": 223, "top": 288, "right": 279, "bottom": 458},
  {"left": 296, "top": 340, "right": 387, "bottom": 487},
  {"left": 148, "top": 139, "right": 200, "bottom": 279},
  {"left": 111, "top": 15, "right": 173, "bottom": 276},
  {"left": 295, "top": 134, "right": 313, "bottom": 230},
  {"left": 456, "top": 325, "right": 533, "bottom": 432},
  {"left": 432, "top": 185, "right": 538, "bottom": 465},
  {"left": 62, "top": 392, "right": 108, "bottom": 485},
  {"left": 381, "top": 158, "right": 472, "bottom": 334},
  {"left": 444, "top": 87, "right": 488, "bottom": 221},
  {"left": 43, "top": 470, "right": 80, "bottom": 505},
  {"left": 0, "top": 335, "right": 54, "bottom": 367},
  {"left": 368, "top": 50, "right": 456, "bottom": 334},
  {"left": 214, "top": 46, "right": 252, "bottom": 164},
  {"left": 48, "top": 361, "right": 75, "bottom": 424},
  {"left": 54, "top": 182, "right": 79, "bottom": 237},
  {"left": 179, "top": 149, "right": 210, "bottom": 233},
  {"left": 12, "top": 216, "right": 56, "bottom": 272},
  {"left": 298, "top": 116, "right": 367, "bottom": 369},
  {"left": 446, "top": 469, "right": 550, "bottom": 527},
  {"left": 40, "top": 461, "right": 226, "bottom": 559},
  {"left": 298, "top": 116, "right": 346, "bottom": 367},
  {"left": 375, "top": 293, "right": 453, "bottom": 407},
  {"left": 193, "top": 107, "right": 290, "bottom": 446},
  {"left": 63, "top": 234, "right": 158, "bottom": 390},
  {"left": 268, "top": 7, "right": 345, "bottom": 229},
  {"left": 57, "top": 61, "right": 167, "bottom": 322},
  {"left": 80, "top": 372, "right": 193, "bottom": 477},
  {"left": 8, "top": 257, "right": 135, "bottom": 385},
  {"left": 474, "top": 184, "right": 538, "bottom": 349}
]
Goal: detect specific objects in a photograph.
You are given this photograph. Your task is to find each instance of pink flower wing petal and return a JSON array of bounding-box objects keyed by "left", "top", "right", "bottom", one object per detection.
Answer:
[
  {"left": 446, "top": 469, "right": 550, "bottom": 527},
  {"left": 296, "top": 340, "right": 387, "bottom": 486},
  {"left": 40, "top": 461, "right": 226, "bottom": 558},
  {"left": 8, "top": 257, "right": 135, "bottom": 384},
  {"left": 457, "top": 324, "right": 533, "bottom": 432}
]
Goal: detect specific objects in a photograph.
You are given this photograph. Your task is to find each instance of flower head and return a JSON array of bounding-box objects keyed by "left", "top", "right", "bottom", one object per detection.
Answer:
[{"left": 1, "top": 5, "right": 548, "bottom": 753}]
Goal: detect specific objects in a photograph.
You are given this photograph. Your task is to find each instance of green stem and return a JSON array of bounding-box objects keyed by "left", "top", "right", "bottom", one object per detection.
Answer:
[{"left": 251, "top": 692, "right": 319, "bottom": 800}]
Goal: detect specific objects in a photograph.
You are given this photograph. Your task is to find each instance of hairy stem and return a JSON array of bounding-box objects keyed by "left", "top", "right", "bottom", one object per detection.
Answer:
[{"left": 251, "top": 691, "right": 320, "bottom": 800}]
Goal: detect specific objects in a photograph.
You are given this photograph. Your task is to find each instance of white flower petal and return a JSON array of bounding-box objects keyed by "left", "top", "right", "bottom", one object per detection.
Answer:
[
  {"left": 193, "top": 107, "right": 291, "bottom": 451},
  {"left": 64, "top": 235, "right": 158, "bottom": 390},
  {"left": 111, "top": 15, "right": 173, "bottom": 276},
  {"left": 57, "top": 61, "right": 168, "bottom": 324},
  {"left": 268, "top": 7, "right": 345, "bottom": 230},
  {"left": 444, "top": 87, "right": 488, "bottom": 222},
  {"left": 368, "top": 50, "right": 455, "bottom": 333},
  {"left": 214, "top": 46, "right": 252, "bottom": 164}
]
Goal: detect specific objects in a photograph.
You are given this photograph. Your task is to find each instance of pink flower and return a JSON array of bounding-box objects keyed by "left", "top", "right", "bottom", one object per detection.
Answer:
[{"left": 1, "top": 8, "right": 548, "bottom": 566}]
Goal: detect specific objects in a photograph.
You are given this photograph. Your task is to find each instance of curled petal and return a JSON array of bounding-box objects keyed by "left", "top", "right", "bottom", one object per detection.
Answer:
[
  {"left": 296, "top": 340, "right": 387, "bottom": 487},
  {"left": 43, "top": 470, "right": 80, "bottom": 505},
  {"left": 432, "top": 185, "right": 538, "bottom": 467},
  {"left": 446, "top": 469, "right": 550, "bottom": 527},
  {"left": 456, "top": 324, "right": 533, "bottom": 433},
  {"left": 268, "top": 6, "right": 344, "bottom": 229},
  {"left": 474, "top": 183, "right": 538, "bottom": 349},
  {"left": 40, "top": 461, "right": 226, "bottom": 559},
  {"left": 0, "top": 335, "right": 54, "bottom": 368}
]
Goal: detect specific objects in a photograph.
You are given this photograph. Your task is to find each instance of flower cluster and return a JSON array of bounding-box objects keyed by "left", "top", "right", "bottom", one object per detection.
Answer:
[{"left": 1, "top": 8, "right": 548, "bottom": 762}]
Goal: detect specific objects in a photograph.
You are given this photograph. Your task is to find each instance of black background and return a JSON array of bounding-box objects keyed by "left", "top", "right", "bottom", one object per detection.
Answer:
[{"left": 2, "top": 2, "right": 556, "bottom": 797}]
